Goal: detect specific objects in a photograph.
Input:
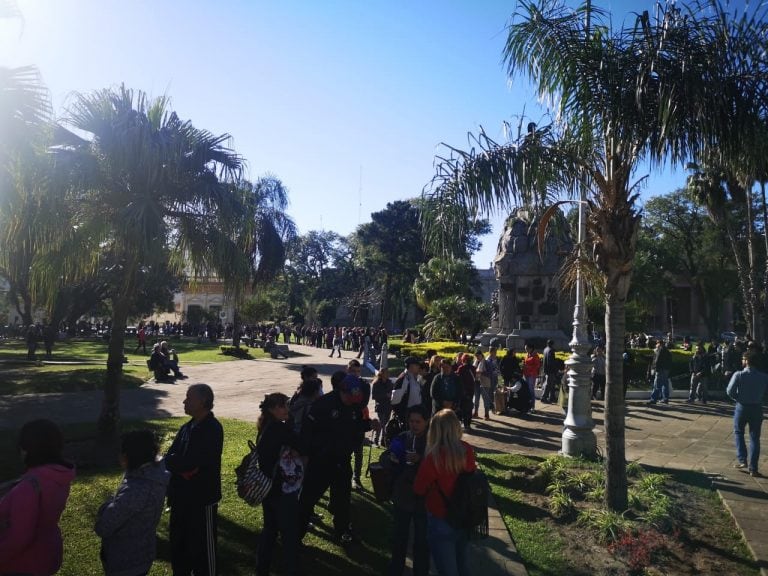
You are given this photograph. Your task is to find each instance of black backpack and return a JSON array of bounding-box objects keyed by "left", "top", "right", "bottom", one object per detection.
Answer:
[{"left": 439, "top": 469, "right": 490, "bottom": 538}]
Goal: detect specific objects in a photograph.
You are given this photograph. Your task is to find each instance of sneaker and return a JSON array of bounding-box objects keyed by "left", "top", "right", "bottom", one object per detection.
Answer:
[
  {"left": 646, "top": 400, "right": 657, "bottom": 405},
  {"left": 662, "top": 399, "right": 669, "bottom": 404},
  {"left": 750, "top": 470, "right": 762, "bottom": 477},
  {"left": 734, "top": 462, "right": 748, "bottom": 469},
  {"left": 686, "top": 399, "right": 694, "bottom": 404}
]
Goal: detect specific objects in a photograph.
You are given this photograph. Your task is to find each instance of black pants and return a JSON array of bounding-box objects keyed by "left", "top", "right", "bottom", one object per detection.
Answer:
[
  {"left": 169, "top": 502, "right": 218, "bottom": 576},
  {"left": 388, "top": 505, "right": 429, "bottom": 576},
  {"left": 257, "top": 493, "right": 300, "bottom": 576},
  {"left": 299, "top": 457, "right": 352, "bottom": 537},
  {"left": 353, "top": 437, "right": 364, "bottom": 482}
]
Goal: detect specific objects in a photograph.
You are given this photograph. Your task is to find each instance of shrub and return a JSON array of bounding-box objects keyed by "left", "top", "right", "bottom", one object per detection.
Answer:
[
  {"left": 577, "top": 508, "right": 631, "bottom": 543},
  {"left": 608, "top": 529, "right": 667, "bottom": 574},
  {"left": 548, "top": 489, "right": 576, "bottom": 518},
  {"left": 626, "top": 461, "right": 644, "bottom": 478},
  {"left": 219, "top": 346, "right": 253, "bottom": 359}
]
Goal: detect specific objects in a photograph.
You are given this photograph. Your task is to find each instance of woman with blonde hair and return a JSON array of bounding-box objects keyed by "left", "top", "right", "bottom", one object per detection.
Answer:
[{"left": 413, "top": 409, "right": 476, "bottom": 576}]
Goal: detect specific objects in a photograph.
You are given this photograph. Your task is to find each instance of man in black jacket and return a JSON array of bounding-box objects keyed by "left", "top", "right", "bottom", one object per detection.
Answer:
[
  {"left": 298, "top": 373, "right": 379, "bottom": 543},
  {"left": 165, "top": 384, "right": 224, "bottom": 576}
]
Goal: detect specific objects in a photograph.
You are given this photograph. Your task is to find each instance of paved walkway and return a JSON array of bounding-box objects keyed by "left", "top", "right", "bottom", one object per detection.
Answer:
[{"left": 1, "top": 344, "right": 766, "bottom": 575}]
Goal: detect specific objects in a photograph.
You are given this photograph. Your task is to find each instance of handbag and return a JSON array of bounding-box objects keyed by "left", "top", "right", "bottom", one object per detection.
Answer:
[
  {"left": 235, "top": 440, "right": 273, "bottom": 506},
  {"left": 366, "top": 437, "right": 394, "bottom": 502}
]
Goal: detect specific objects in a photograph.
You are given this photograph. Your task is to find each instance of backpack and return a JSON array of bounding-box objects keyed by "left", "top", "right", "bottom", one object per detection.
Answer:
[
  {"left": 438, "top": 469, "right": 490, "bottom": 538},
  {"left": 234, "top": 440, "right": 272, "bottom": 506}
]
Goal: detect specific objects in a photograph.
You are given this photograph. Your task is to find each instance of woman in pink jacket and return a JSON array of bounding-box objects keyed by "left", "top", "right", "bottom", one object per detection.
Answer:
[{"left": 0, "top": 419, "right": 75, "bottom": 576}]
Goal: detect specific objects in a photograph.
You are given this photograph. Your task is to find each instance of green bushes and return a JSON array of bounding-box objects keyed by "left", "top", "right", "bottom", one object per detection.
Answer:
[{"left": 219, "top": 346, "right": 253, "bottom": 359}]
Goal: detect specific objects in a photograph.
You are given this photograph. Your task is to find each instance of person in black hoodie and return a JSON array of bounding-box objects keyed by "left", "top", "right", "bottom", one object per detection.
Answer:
[
  {"left": 165, "top": 384, "right": 223, "bottom": 576},
  {"left": 256, "top": 393, "right": 305, "bottom": 576},
  {"left": 298, "top": 373, "right": 379, "bottom": 543}
]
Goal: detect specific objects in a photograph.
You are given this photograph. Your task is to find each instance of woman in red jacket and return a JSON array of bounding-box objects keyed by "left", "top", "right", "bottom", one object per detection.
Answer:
[
  {"left": 413, "top": 409, "right": 476, "bottom": 576},
  {"left": 522, "top": 342, "right": 542, "bottom": 413}
]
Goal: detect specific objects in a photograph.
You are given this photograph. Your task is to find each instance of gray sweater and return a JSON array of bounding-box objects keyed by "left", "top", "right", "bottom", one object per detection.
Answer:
[{"left": 94, "top": 461, "right": 170, "bottom": 576}]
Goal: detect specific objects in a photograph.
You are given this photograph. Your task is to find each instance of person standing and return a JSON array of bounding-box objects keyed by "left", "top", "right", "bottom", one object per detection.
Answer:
[
  {"left": 388, "top": 405, "right": 430, "bottom": 576},
  {"left": 0, "top": 419, "right": 75, "bottom": 576},
  {"left": 456, "top": 354, "right": 476, "bottom": 432},
  {"left": 647, "top": 340, "right": 673, "bottom": 405},
  {"left": 540, "top": 340, "right": 559, "bottom": 403},
  {"left": 391, "top": 357, "right": 424, "bottom": 420},
  {"left": 372, "top": 368, "right": 394, "bottom": 446},
  {"left": 473, "top": 350, "right": 492, "bottom": 420},
  {"left": 727, "top": 351, "right": 767, "bottom": 477},
  {"left": 499, "top": 347, "right": 521, "bottom": 387},
  {"left": 255, "top": 393, "right": 305, "bottom": 576},
  {"left": 299, "top": 374, "right": 379, "bottom": 543},
  {"left": 346, "top": 360, "right": 372, "bottom": 490},
  {"left": 165, "top": 384, "right": 224, "bottom": 576},
  {"left": 135, "top": 324, "right": 147, "bottom": 355},
  {"left": 95, "top": 430, "right": 170, "bottom": 576},
  {"left": 522, "top": 343, "right": 542, "bottom": 412},
  {"left": 591, "top": 346, "right": 607, "bottom": 400},
  {"left": 688, "top": 343, "right": 712, "bottom": 404},
  {"left": 430, "top": 358, "right": 462, "bottom": 415},
  {"left": 413, "top": 409, "right": 476, "bottom": 576}
]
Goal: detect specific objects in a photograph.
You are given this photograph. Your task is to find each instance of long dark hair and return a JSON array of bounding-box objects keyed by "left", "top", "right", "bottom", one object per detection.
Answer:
[
  {"left": 257, "top": 393, "right": 289, "bottom": 440},
  {"left": 18, "top": 419, "right": 68, "bottom": 468}
]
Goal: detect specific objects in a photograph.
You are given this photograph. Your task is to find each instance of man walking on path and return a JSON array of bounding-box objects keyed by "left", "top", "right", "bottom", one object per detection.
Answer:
[
  {"left": 727, "top": 350, "right": 767, "bottom": 477},
  {"left": 647, "top": 340, "right": 672, "bottom": 405},
  {"left": 688, "top": 343, "right": 712, "bottom": 404},
  {"left": 165, "top": 384, "right": 224, "bottom": 575}
]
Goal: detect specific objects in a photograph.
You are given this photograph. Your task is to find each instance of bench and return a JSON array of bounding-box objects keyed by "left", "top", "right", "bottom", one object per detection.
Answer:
[{"left": 264, "top": 342, "right": 290, "bottom": 359}]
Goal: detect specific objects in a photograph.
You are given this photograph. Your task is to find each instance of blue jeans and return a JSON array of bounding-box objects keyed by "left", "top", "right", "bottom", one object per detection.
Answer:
[
  {"left": 649, "top": 370, "right": 670, "bottom": 402},
  {"left": 734, "top": 403, "right": 763, "bottom": 472},
  {"left": 525, "top": 375, "right": 537, "bottom": 409},
  {"left": 473, "top": 385, "right": 491, "bottom": 417},
  {"left": 388, "top": 505, "right": 429, "bottom": 576},
  {"left": 426, "top": 514, "right": 470, "bottom": 576}
]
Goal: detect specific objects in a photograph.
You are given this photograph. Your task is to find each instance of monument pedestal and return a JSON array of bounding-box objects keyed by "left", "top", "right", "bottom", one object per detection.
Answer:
[{"left": 507, "top": 329, "right": 570, "bottom": 350}]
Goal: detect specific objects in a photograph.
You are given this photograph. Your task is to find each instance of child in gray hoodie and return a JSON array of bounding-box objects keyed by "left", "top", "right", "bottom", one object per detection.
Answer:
[{"left": 95, "top": 430, "right": 170, "bottom": 576}]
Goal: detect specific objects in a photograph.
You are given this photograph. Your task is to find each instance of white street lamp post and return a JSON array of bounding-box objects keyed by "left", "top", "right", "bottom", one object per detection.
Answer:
[{"left": 561, "top": 192, "right": 597, "bottom": 457}]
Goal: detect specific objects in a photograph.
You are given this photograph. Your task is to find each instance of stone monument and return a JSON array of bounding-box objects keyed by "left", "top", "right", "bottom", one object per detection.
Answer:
[{"left": 481, "top": 209, "right": 572, "bottom": 350}]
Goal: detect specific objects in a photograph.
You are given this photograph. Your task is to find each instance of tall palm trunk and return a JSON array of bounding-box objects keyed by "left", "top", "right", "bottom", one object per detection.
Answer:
[
  {"left": 761, "top": 181, "right": 768, "bottom": 340},
  {"left": 99, "top": 297, "right": 129, "bottom": 436},
  {"left": 592, "top": 184, "right": 638, "bottom": 512},
  {"left": 604, "top": 287, "right": 629, "bottom": 511},
  {"left": 744, "top": 185, "right": 761, "bottom": 340},
  {"left": 98, "top": 265, "right": 137, "bottom": 437}
]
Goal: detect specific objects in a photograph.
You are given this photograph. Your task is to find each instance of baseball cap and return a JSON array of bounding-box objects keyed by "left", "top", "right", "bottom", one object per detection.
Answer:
[{"left": 338, "top": 374, "right": 363, "bottom": 398}]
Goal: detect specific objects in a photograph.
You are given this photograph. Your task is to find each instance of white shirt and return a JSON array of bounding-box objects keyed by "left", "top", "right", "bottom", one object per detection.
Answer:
[{"left": 391, "top": 371, "right": 422, "bottom": 407}]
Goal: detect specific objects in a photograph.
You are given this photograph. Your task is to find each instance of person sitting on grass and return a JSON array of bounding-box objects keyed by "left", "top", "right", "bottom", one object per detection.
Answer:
[
  {"left": 160, "top": 341, "right": 186, "bottom": 379},
  {"left": 95, "top": 429, "right": 170, "bottom": 576},
  {"left": 148, "top": 344, "right": 174, "bottom": 382}
]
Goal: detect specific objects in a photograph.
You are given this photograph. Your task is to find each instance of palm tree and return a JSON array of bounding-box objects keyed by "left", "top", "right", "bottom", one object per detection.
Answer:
[
  {"left": 51, "top": 86, "right": 248, "bottom": 435},
  {"left": 424, "top": 0, "right": 758, "bottom": 510},
  {"left": 0, "top": 60, "right": 53, "bottom": 325},
  {"left": 229, "top": 175, "right": 297, "bottom": 347}
]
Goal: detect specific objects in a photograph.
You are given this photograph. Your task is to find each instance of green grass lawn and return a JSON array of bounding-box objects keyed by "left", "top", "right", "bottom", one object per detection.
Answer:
[
  {"left": 0, "top": 418, "right": 394, "bottom": 576},
  {"left": 0, "top": 339, "right": 268, "bottom": 395}
]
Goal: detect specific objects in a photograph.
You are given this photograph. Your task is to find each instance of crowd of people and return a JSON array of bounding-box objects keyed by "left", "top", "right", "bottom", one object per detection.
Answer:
[{"left": 0, "top": 358, "right": 485, "bottom": 576}]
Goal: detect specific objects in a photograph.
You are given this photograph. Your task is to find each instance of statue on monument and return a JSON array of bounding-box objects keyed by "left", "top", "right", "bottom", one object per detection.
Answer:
[{"left": 480, "top": 207, "right": 573, "bottom": 349}]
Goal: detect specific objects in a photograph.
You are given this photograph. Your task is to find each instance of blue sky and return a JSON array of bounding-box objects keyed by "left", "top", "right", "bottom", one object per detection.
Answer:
[{"left": 1, "top": 0, "right": 684, "bottom": 268}]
